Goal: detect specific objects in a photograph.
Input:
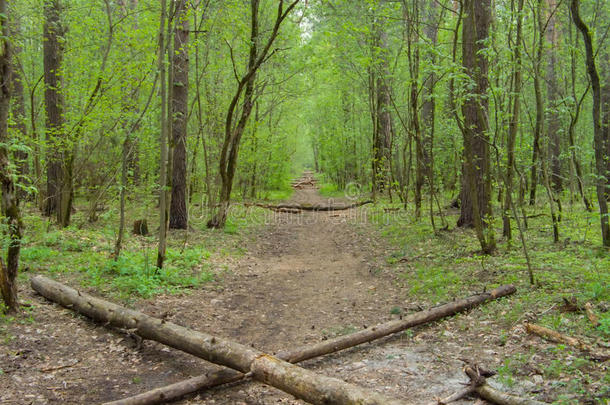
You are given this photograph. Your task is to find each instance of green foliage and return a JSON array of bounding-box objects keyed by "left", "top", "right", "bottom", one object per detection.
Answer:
[
  {"left": 16, "top": 198, "right": 262, "bottom": 301},
  {"left": 318, "top": 182, "right": 344, "bottom": 198}
]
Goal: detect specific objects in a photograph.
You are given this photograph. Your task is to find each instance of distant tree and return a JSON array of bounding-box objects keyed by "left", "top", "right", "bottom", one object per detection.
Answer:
[{"left": 208, "top": 0, "right": 300, "bottom": 229}]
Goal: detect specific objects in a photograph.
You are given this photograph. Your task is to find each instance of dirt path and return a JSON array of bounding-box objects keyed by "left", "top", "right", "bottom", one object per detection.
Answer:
[{"left": 1, "top": 180, "right": 539, "bottom": 404}]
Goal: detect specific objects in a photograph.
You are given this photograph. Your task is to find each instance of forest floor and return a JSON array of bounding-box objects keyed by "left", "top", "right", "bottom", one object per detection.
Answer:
[{"left": 1, "top": 177, "right": 608, "bottom": 404}]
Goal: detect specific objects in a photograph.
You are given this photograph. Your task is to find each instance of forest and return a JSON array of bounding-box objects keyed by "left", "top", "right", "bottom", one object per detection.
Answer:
[{"left": 0, "top": 0, "right": 609, "bottom": 404}]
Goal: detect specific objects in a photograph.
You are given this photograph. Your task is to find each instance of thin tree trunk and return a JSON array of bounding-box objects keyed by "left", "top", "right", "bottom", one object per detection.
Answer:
[
  {"left": 571, "top": 0, "right": 610, "bottom": 246},
  {"left": 169, "top": 0, "right": 189, "bottom": 230},
  {"left": 208, "top": 0, "right": 299, "bottom": 228},
  {"left": 567, "top": 25, "right": 591, "bottom": 211},
  {"left": 544, "top": 0, "right": 562, "bottom": 196},
  {"left": 9, "top": 20, "right": 29, "bottom": 198},
  {"left": 374, "top": 26, "right": 393, "bottom": 195},
  {"left": 502, "top": 0, "right": 524, "bottom": 240},
  {"left": 406, "top": 1, "right": 423, "bottom": 219},
  {"left": 29, "top": 75, "right": 44, "bottom": 211},
  {"left": 114, "top": 135, "right": 130, "bottom": 260},
  {"left": 421, "top": 0, "right": 439, "bottom": 229},
  {"left": 156, "top": 0, "right": 169, "bottom": 268},
  {"left": 534, "top": 0, "right": 559, "bottom": 243}
]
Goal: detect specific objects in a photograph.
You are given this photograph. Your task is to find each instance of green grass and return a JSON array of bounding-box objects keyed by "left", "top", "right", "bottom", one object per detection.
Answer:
[
  {"left": 16, "top": 197, "right": 264, "bottom": 301},
  {"left": 367, "top": 196, "right": 609, "bottom": 403},
  {"left": 318, "top": 182, "right": 345, "bottom": 198},
  {"left": 264, "top": 188, "right": 294, "bottom": 201}
]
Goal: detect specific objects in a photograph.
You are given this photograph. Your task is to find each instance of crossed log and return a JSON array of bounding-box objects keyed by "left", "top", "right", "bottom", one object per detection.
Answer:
[
  {"left": 32, "top": 276, "right": 403, "bottom": 405},
  {"left": 31, "top": 276, "right": 521, "bottom": 404}
]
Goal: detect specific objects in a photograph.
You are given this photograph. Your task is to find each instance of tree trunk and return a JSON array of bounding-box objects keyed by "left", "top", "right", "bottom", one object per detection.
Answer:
[
  {"left": 502, "top": 0, "right": 524, "bottom": 240},
  {"left": 571, "top": 0, "right": 610, "bottom": 246},
  {"left": 406, "top": 1, "right": 423, "bottom": 219},
  {"left": 0, "top": 0, "right": 23, "bottom": 314},
  {"left": 567, "top": 22, "right": 592, "bottom": 211},
  {"left": 114, "top": 135, "right": 130, "bottom": 260},
  {"left": 31, "top": 275, "right": 404, "bottom": 405},
  {"left": 545, "top": 0, "right": 562, "bottom": 194},
  {"left": 457, "top": 0, "right": 495, "bottom": 253},
  {"left": 458, "top": 0, "right": 492, "bottom": 229},
  {"left": 374, "top": 25, "right": 392, "bottom": 194},
  {"left": 42, "top": 0, "right": 66, "bottom": 222},
  {"left": 169, "top": 0, "right": 189, "bottom": 230},
  {"left": 421, "top": 0, "right": 438, "bottom": 228},
  {"left": 156, "top": 0, "right": 169, "bottom": 268},
  {"left": 9, "top": 20, "right": 29, "bottom": 198}
]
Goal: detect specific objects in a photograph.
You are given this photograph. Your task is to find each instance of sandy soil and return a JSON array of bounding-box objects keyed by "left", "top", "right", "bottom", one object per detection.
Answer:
[{"left": 0, "top": 180, "right": 559, "bottom": 404}]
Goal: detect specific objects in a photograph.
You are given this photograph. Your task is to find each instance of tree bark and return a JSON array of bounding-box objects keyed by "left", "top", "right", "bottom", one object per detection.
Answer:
[
  {"left": 169, "top": 0, "right": 189, "bottom": 230},
  {"left": 156, "top": 0, "right": 169, "bottom": 268},
  {"left": 502, "top": 0, "right": 525, "bottom": 240},
  {"left": 457, "top": 0, "right": 495, "bottom": 253},
  {"left": 545, "top": 0, "right": 562, "bottom": 194},
  {"left": 0, "top": 0, "right": 23, "bottom": 313},
  {"left": 567, "top": 22, "right": 592, "bottom": 211},
  {"left": 42, "top": 0, "right": 66, "bottom": 222},
  {"left": 571, "top": 0, "right": 610, "bottom": 246},
  {"left": 421, "top": 0, "right": 438, "bottom": 228},
  {"left": 104, "top": 285, "right": 516, "bottom": 405},
  {"left": 9, "top": 20, "right": 29, "bottom": 198},
  {"left": 31, "top": 275, "right": 404, "bottom": 405},
  {"left": 373, "top": 23, "right": 393, "bottom": 194},
  {"left": 457, "top": 0, "right": 493, "bottom": 233}
]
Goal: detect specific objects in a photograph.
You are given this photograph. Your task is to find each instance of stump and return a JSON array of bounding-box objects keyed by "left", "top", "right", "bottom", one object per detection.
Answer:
[{"left": 132, "top": 219, "right": 148, "bottom": 236}]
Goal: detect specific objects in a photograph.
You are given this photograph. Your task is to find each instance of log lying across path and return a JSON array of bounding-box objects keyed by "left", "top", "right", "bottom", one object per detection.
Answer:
[
  {"left": 250, "top": 199, "right": 373, "bottom": 212},
  {"left": 104, "top": 285, "right": 516, "bottom": 405},
  {"left": 31, "top": 276, "right": 403, "bottom": 405}
]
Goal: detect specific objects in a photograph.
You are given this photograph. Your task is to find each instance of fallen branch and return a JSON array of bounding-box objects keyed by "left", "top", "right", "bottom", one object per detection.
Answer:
[
  {"left": 524, "top": 322, "right": 609, "bottom": 361},
  {"left": 584, "top": 303, "right": 599, "bottom": 327},
  {"left": 524, "top": 322, "right": 590, "bottom": 350},
  {"left": 39, "top": 359, "right": 80, "bottom": 373},
  {"left": 426, "top": 386, "right": 475, "bottom": 405},
  {"left": 107, "top": 285, "right": 516, "bottom": 404},
  {"left": 251, "top": 200, "right": 373, "bottom": 212},
  {"left": 31, "top": 276, "right": 404, "bottom": 405},
  {"left": 464, "top": 365, "right": 548, "bottom": 405}
]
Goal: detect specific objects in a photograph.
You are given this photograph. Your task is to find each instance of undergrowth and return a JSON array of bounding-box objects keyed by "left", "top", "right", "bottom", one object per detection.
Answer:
[
  {"left": 363, "top": 195, "right": 609, "bottom": 404},
  {"left": 17, "top": 198, "right": 265, "bottom": 301}
]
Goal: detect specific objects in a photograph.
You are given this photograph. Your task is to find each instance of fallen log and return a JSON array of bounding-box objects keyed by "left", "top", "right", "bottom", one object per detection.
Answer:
[
  {"left": 464, "top": 365, "right": 548, "bottom": 405},
  {"left": 524, "top": 322, "right": 590, "bottom": 351},
  {"left": 524, "top": 322, "right": 609, "bottom": 361},
  {"left": 251, "top": 200, "right": 373, "bottom": 212},
  {"left": 107, "top": 285, "right": 516, "bottom": 405},
  {"left": 31, "top": 276, "right": 404, "bottom": 405}
]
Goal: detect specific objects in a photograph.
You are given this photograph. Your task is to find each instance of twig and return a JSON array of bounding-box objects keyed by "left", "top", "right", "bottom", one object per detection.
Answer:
[{"left": 40, "top": 359, "right": 80, "bottom": 373}]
